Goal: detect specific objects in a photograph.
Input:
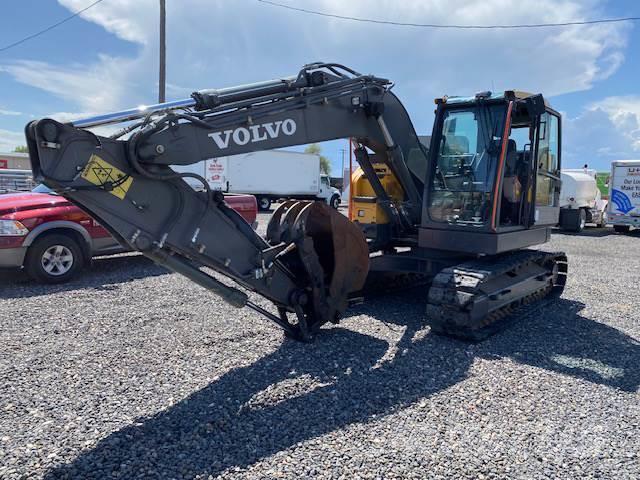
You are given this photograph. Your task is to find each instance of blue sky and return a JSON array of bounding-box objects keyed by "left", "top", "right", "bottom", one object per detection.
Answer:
[{"left": 1, "top": 0, "right": 639, "bottom": 173}]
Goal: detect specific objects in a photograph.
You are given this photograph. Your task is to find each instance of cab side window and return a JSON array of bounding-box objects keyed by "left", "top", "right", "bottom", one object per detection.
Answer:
[{"left": 536, "top": 113, "right": 560, "bottom": 206}]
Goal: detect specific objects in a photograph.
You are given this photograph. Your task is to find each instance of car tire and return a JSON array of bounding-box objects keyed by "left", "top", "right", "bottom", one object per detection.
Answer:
[
  {"left": 258, "top": 196, "right": 272, "bottom": 212},
  {"left": 613, "top": 224, "right": 631, "bottom": 233},
  {"left": 330, "top": 194, "right": 340, "bottom": 209},
  {"left": 25, "top": 233, "right": 84, "bottom": 284}
]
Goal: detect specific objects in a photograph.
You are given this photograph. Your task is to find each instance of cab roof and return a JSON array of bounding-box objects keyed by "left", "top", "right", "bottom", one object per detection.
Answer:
[{"left": 435, "top": 90, "right": 550, "bottom": 107}]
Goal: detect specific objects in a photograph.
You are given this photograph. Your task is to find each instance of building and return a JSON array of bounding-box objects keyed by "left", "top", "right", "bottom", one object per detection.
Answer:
[{"left": 0, "top": 152, "right": 30, "bottom": 170}]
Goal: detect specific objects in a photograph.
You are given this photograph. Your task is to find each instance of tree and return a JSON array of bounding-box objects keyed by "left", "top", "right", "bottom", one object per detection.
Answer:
[
  {"left": 13, "top": 145, "right": 28, "bottom": 153},
  {"left": 304, "top": 143, "right": 331, "bottom": 175}
]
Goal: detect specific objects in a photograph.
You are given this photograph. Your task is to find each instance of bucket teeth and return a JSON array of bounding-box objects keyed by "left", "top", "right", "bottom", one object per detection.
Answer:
[{"left": 266, "top": 201, "right": 369, "bottom": 331}]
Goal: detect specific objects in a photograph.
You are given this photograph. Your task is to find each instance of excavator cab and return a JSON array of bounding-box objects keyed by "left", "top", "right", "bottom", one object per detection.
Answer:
[{"left": 418, "top": 91, "right": 562, "bottom": 254}]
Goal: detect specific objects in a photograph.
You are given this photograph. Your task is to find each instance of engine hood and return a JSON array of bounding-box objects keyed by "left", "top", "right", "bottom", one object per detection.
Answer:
[{"left": 0, "top": 192, "right": 71, "bottom": 217}]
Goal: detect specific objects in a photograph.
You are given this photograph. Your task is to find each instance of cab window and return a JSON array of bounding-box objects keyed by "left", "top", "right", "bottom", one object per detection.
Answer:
[
  {"left": 536, "top": 113, "right": 560, "bottom": 206},
  {"left": 428, "top": 104, "right": 505, "bottom": 226}
]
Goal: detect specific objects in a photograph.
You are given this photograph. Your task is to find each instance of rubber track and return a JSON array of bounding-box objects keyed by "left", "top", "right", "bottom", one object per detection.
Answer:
[
  {"left": 426, "top": 250, "right": 568, "bottom": 341},
  {"left": 360, "top": 272, "right": 430, "bottom": 298}
]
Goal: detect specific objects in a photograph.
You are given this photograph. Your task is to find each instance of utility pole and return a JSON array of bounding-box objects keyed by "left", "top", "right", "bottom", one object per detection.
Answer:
[
  {"left": 158, "top": 0, "right": 166, "bottom": 103},
  {"left": 339, "top": 148, "right": 346, "bottom": 176}
]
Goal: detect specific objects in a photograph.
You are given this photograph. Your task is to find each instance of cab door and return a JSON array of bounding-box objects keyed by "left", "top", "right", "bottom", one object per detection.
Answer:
[{"left": 532, "top": 111, "right": 561, "bottom": 226}]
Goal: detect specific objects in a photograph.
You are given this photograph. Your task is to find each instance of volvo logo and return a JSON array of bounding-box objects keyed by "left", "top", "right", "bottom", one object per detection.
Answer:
[{"left": 208, "top": 119, "right": 297, "bottom": 149}]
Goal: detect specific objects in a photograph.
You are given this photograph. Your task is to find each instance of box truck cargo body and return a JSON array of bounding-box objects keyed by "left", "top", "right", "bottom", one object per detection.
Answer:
[
  {"left": 607, "top": 160, "right": 640, "bottom": 232},
  {"left": 175, "top": 150, "right": 340, "bottom": 211}
]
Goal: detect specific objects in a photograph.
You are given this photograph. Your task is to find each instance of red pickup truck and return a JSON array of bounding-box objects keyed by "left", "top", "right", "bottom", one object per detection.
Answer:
[{"left": 0, "top": 185, "right": 257, "bottom": 283}]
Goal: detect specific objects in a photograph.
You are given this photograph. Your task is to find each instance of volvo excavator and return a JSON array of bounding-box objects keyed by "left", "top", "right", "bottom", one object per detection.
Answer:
[{"left": 25, "top": 62, "right": 567, "bottom": 342}]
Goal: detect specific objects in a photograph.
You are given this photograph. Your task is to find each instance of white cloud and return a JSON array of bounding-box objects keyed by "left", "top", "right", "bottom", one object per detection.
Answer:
[
  {"left": 0, "top": 0, "right": 628, "bottom": 133},
  {"left": 563, "top": 97, "right": 640, "bottom": 170},
  {"left": 589, "top": 96, "right": 640, "bottom": 151},
  {"left": 0, "top": 56, "right": 137, "bottom": 112},
  {"left": 60, "top": 0, "right": 151, "bottom": 44},
  {"left": 0, "top": 129, "right": 25, "bottom": 152},
  {"left": 46, "top": 111, "right": 99, "bottom": 122},
  {"left": 0, "top": 108, "right": 21, "bottom": 116}
]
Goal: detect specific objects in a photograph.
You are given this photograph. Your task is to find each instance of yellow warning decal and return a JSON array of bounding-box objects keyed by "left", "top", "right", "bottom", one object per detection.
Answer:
[{"left": 81, "top": 154, "right": 133, "bottom": 200}]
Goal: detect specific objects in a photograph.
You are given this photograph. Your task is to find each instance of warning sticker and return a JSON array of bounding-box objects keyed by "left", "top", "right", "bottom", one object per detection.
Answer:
[{"left": 81, "top": 154, "right": 133, "bottom": 200}]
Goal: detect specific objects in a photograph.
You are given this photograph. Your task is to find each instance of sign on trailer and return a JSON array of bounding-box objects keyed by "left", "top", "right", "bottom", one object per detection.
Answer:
[{"left": 608, "top": 160, "right": 640, "bottom": 228}]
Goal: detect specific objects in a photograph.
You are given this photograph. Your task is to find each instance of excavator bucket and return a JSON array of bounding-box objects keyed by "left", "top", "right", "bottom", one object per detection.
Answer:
[{"left": 267, "top": 201, "right": 369, "bottom": 332}]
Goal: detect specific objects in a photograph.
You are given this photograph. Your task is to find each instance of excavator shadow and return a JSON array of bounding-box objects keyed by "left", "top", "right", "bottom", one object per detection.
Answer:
[
  {"left": 553, "top": 227, "right": 640, "bottom": 238},
  {"left": 44, "top": 293, "right": 639, "bottom": 478},
  {"left": 0, "top": 254, "right": 169, "bottom": 299}
]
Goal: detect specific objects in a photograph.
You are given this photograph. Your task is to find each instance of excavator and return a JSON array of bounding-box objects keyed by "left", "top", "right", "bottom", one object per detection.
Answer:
[{"left": 25, "top": 62, "right": 567, "bottom": 342}]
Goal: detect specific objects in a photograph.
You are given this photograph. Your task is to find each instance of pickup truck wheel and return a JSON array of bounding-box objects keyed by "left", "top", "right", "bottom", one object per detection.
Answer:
[
  {"left": 25, "top": 234, "right": 84, "bottom": 284},
  {"left": 258, "top": 196, "right": 272, "bottom": 211},
  {"left": 614, "top": 225, "right": 630, "bottom": 233},
  {"left": 330, "top": 194, "right": 340, "bottom": 209}
]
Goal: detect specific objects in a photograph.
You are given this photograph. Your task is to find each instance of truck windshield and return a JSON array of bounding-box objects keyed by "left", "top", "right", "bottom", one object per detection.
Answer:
[{"left": 428, "top": 104, "right": 506, "bottom": 226}]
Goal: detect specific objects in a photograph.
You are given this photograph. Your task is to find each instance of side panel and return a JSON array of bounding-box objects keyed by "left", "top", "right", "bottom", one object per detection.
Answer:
[
  {"left": 608, "top": 162, "right": 640, "bottom": 214},
  {"left": 226, "top": 151, "right": 320, "bottom": 196},
  {"left": 608, "top": 161, "right": 640, "bottom": 226},
  {"left": 171, "top": 151, "right": 322, "bottom": 196},
  {"left": 534, "top": 206, "right": 560, "bottom": 226},
  {"left": 419, "top": 226, "right": 551, "bottom": 255}
]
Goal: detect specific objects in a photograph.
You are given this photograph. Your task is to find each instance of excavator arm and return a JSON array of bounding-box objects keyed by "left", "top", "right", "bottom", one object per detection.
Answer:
[{"left": 25, "top": 63, "right": 429, "bottom": 340}]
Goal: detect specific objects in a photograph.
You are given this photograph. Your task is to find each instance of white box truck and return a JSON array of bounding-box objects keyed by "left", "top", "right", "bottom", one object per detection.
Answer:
[
  {"left": 558, "top": 168, "right": 608, "bottom": 232},
  {"left": 607, "top": 160, "right": 640, "bottom": 233},
  {"left": 175, "top": 150, "right": 341, "bottom": 211}
]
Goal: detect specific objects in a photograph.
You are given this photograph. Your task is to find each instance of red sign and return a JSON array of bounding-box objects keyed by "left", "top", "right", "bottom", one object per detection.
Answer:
[
  {"left": 208, "top": 161, "right": 225, "bottom": 173},
  {"left": 0, "top": 159, "right": 7, "bottom": 169}
]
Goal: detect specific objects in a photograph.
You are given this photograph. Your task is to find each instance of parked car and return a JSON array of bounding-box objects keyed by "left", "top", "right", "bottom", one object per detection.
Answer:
[{"left": 0, "top": 185, "right": 258, "bottom": 283}]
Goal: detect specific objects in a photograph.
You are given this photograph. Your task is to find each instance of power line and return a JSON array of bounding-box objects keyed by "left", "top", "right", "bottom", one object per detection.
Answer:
[
  {"left": 257, "top": 0, "right": 640, "bottom": 29},
  {"left": 0, "top": 0, "right": 107, "bottom": 54}
]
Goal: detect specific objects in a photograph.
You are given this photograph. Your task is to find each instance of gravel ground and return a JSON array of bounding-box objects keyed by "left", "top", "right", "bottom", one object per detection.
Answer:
[{"left": 1, "top": 214, "right": 639, "bottom": 479}]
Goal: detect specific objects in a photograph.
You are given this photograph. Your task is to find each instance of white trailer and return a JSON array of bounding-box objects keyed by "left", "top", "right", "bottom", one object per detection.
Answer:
[
  {"left": 175, "top": 150, "right": 341, "bottom": 211},
  {"left": 558, "top": 169, "right": 607, "bottom": 232},
  {"left": 607, "top": 160, "right": 640, "bottom": 233}
]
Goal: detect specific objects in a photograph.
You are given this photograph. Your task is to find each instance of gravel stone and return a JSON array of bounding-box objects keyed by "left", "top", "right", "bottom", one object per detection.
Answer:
[{"left": 1, "top": 215, "right": 638, "bottom": 479}]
